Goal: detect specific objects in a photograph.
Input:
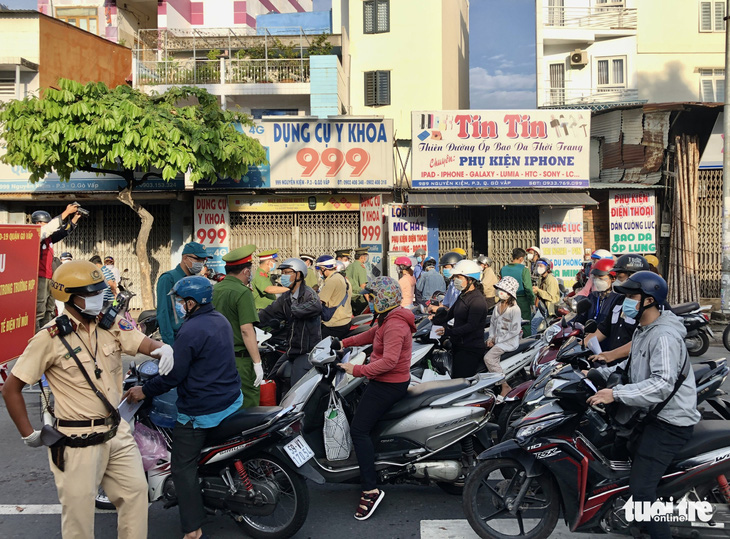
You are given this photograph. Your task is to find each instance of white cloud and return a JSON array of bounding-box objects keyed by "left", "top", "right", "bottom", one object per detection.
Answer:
[{"left": 469, "top": 67, "right": 536, "bottom": 109}]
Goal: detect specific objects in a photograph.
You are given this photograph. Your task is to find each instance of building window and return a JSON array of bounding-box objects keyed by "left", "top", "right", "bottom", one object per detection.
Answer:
[
  {"left": 596, "top": 56, "right": 626, "bottom": 90},
  {"left": 595, "top": 0, "right": 625, "bottom": 8},
  {"left": 364, "top": 0, "right": 389, "bottom": 34},
  {"left": 700, "top": 68, "right": 725, "bottom": 101},
  {"left": 55, "top": 7, "right": 99, "bottom": 35},
  {"left": 364, "top": 71, "right": 390, "bottom": 106},
  {"left": 700, "top": 1, "right": 726, "bottom": 32}
]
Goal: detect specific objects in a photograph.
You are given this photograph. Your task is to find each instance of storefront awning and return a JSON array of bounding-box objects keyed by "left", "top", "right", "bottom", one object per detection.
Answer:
[{"left": 406, "top": 192, "right": 598, "bottom": 207}]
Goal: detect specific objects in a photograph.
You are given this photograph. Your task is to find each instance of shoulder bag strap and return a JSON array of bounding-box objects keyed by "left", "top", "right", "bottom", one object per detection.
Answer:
[
  {"left": 58, "top": 334, "right": 120, "bottom": 422},
  {"left": 646, "top": 347, "right": 690, "bottom": 421}
]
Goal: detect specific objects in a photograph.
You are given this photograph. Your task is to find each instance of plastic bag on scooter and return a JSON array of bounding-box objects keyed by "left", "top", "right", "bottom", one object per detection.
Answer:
[
  {"left": 133, "top": 422, "right": 168, "bottom": 471},
  {"left": 323, "top": 388, "right": 352, "bottom": 461},
  {"left": 421, "top": 368, "right": 451, "bottom": 382},
  {"left": 431, "top": 348, "right": 453, "bottom": 376}
]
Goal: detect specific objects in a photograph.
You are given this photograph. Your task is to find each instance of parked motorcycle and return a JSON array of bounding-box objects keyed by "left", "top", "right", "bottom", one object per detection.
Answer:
[
  {"left": 115, "top": 270, "right": 159, "bottom": 339},
  {"left": 672, "top": 301, "right": 714, "bottom": 356},
  {"left": 100, "top": 359, "right": 322, "bottom": 539},
  {"left": 463, "top": 358, "right": 730, "bottom": 538}
]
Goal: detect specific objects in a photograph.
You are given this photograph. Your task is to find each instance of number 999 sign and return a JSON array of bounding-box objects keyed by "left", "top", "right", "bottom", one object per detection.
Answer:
[
  {"left": 361, "top": 225, "right": 381, "bottom": 242},
  {"left": 197, "top": 228, "right": 227, "bottom": 245},
  {"left": 296, "top": 148, "right": 370, "bottom": 177}
]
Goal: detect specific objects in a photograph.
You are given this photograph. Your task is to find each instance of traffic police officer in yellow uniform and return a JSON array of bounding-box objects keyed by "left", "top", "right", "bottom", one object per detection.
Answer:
[
  {"left": 212, "top": 245, "right": 264, "bottom": 408},
  {"left": 252, "top": 249, "right": 290, "bottom": 310},
  {"left": 2, "top": 260, "right": 174, "bottom": 539},
  {"left": 346, "top": 247, "right": 370, "bottom": 313}
]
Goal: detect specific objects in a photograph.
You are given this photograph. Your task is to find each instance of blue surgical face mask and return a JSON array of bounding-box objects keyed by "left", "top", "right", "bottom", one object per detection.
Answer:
[
  {"left": 175, "top": 300, "right": 187, "bottom": 319},
  {"left": 368, "top": 301, "right": 375, "bottom": 313},
  {"left": 270, "top": 262, "right": 277, "bottom": 271},
  {"left": 417, "top": 256, "right": 423, "bottom": 263},
  {"left": 622, "top": 298, "right": 640, "bottom": 319},
  {"left": 443, "top": 268, "right": 452, "bottom": 279},
  {"left": 280, "top": 274, "right": 292, "bottom": 287}
]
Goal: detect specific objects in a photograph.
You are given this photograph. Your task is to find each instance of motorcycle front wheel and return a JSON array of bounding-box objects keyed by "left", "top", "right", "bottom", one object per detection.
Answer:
[
  {"left": 723, "top": 324, "right": 730, "bottom": 352},
  {"left": 463, "top": 458, "right": 559, "bottom": 539},
  {"left": 234, "top": 454, "right": 309, "bottom": 539},
  {"left": 686, "top": 332, "right": 710, "bottom": 357}
]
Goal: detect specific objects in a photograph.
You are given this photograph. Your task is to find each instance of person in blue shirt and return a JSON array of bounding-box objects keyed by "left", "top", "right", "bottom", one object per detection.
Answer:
[
  {"left": 415, "top": 257, "right": 445, "bottom": 306},
  {"left": 413, "top": 248, "right": 427, "bottom": 280},
  {"left": 439, "top": 251, "right": 464, "bottom": 309},
  {"left": 125, "top": 276, "right": 242, "bottom": 539}
]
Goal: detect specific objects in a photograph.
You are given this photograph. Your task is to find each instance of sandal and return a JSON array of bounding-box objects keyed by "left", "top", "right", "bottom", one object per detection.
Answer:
[{"left": 354, "top": 489, "right": 385, "bottom": 521}]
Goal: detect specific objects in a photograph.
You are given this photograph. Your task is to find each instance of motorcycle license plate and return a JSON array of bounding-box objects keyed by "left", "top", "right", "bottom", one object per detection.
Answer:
[{"left": 284, "top": 436, "right": 314, "bottom": 468}]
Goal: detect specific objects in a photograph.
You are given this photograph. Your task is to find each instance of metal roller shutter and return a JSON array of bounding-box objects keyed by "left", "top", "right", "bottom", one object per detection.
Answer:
[
  {"left": 438, "top": 209, "right": 473, "bottom": 258},
  {"left": 487, "top": 207, "right": 539, "bottom": 272},
  {"left": 698, "top": 169, "right": 722, "bottom": 298}
]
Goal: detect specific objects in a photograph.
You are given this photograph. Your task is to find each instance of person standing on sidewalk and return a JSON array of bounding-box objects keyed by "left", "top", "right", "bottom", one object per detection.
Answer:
[{"left": 499, "top": 248, "right": 535, "bottom": 336}]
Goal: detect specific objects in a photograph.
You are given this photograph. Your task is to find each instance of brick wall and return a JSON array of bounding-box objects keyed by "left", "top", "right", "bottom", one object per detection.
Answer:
[{"left": 583, "top": 190, "right": 610, "bottom": 255}]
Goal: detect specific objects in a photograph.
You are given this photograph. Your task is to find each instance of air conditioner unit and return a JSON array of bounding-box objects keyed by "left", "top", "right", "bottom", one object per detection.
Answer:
[{"left": 570, "top": 49, "right": 588, "bottom": 68}]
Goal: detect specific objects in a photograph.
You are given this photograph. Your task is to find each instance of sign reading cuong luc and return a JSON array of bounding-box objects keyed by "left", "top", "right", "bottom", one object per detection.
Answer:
[
  {"left": 539, "top": 207, "right": 584, "bottom": 289},
  {"left": 609, "top": 190, "right": 656, "bottom": 254},
  {"left": 411, "top": 110, "right": 590, "bottom": 188}
]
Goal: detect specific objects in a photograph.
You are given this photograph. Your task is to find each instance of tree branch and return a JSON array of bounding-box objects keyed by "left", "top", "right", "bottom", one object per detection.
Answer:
[{"left": 133, "top": 171, "right": 163, "bottom": 189}]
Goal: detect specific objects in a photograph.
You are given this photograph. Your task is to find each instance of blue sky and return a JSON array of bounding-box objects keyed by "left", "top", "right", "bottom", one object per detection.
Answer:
[{"left": 2, "top": 0, "right": 536, "bottom": 108}]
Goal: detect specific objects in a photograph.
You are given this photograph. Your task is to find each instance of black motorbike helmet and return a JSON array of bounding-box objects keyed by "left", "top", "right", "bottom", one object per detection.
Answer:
[
  {"left": 439, "top": 251, "right": 464, "bottom": 267},
  {"left": 31, "top": 210, "right": 52, "bottom": 224},
  {"left": 614, "top": 270, "right": 668, "bottom": 306},
  {"left": 423, "top": 256, "right": 437, "bottom": 269},
  {"left": 614, "top": 254, "right": 649, "bottom": 275}
]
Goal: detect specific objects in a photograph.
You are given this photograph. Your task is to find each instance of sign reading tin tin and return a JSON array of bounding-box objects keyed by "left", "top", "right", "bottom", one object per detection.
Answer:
[
  {"left": 411, "top": 110, "right": 590, "bottom": 188},
  {"left": 268, "top": 119, "right": 394, "bottom": 189}
]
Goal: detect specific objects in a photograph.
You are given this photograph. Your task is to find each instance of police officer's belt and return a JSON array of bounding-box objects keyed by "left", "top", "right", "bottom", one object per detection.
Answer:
[{"left": 56, "top": 416, "right": 117, "bottom": 428}]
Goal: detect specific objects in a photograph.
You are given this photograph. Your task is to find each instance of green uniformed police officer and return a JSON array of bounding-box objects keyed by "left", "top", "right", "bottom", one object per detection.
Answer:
[
  {"left": 345, "top": 247, "right": 370, "bottom": 314},
  {"left": 301, "top": 254, "right": 319, "bottom": 291},
  {"left": 212, "top": 245, "right": 264, "bottom": 408},
  {"left": 251, "top": 249, "right": 289, "bottom": 310},
  {"left": 335, "top": 248, "right": 351, "bottom": 270}
]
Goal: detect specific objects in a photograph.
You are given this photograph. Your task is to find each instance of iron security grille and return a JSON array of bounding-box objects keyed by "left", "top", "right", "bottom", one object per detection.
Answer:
[
  {"left": 438, "top": 210, "right": 473, "bottom": 259},
  {"left": 488, "top": 207, "right": 539, "bottom": 272},
  {"left": 698, "top": 169, "right": 722, "bottom": 297}
]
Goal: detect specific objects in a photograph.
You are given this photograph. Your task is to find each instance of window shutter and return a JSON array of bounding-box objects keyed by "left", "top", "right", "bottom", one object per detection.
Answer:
[
  {"left": 377, "top": 0, "right": 390, "bottom": 32},
  {"left": 700, "top": 2, "right": 712, "bottom": 31},
  {"left": 715, "top": 1, "right": 726, "bottom": 31},
  {"left": 702, "top": 79, "right": 715, "bottom": 101},
  {"left": 612, "top": 59, "right": 624, "bottom": 85},
  {"left": 716, "top": 78, "right": 725, "bottom": 102},
  {"left": 597, "top": 60, "right": 609, "bottom": 85},
  {"left": 365, "top": 71, "right": 377, "bottom": 106},
  {"left": 364, "top": 1, "right": 374, "bottom": 33},
  {"left": 376, "top": 71, "right": 390, "bottom": 105}
]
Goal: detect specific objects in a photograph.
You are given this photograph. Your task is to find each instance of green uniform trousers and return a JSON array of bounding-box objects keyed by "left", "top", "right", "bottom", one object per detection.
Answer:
[
  {"left": 235, "top": 353, "right": 260, "bottom": 408},
  {"left": 516, "top": 295, "right": 533, "bottom": 337}
]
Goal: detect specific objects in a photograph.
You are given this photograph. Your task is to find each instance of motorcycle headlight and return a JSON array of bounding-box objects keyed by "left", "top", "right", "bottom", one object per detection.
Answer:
[
  {"left": 544, "top": 379, "right": 569, "bottom": 398},
  {"left": 570, "top": 298, "right": 578, "bottom": 311},
  {"left": 516, "top": 416, "right": 564, "bottom": 441},
  {"left": 543, "top": 324, "right": 561, "bottom": 344}
]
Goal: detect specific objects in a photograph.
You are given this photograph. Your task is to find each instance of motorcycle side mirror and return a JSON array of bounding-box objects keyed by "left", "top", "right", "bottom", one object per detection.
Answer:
[
  {"left": 442, "top": 339, "right": 453, "bottom": 350},
  {"left": 129, "top": 361, "right": 136, "bottom": 374},
  {"left": 576, "top": 298, "right": 592, "bottom": 316},
  {"left": 561, "top": 316, "right": 568, "bottom": 329},
  {"left": 584, "top": 319, "right": 598, "bottom": 334}
]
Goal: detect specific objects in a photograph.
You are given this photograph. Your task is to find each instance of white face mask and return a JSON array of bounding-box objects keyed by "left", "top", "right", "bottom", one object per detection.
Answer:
[
  {"left": 592, "top": 276, "right": 610, "bottom": 292},
  {"left": 80, "top": 292, "right": 105, "bottom": 316},
  {"left": 527, "top": 253, "right": 535, "bottom": 261},
  {"left": 537, "top": 266, "right": 547, "bottom": 275},
  {"left": 497, "top": 290, "right": 510, "bottom": 301},
  {"left": 342, "top": 260, "right": 351, "bottom": 269}
]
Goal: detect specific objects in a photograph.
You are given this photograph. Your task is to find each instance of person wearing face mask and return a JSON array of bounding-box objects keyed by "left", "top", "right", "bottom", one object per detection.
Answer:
[
  {"left": 433, "top": 260, "right": 488, "bottom": 379},
  {"left": 125, "top": 275, "right": 242, "bottom": 539},
  {"left": 415, "top": 257, "right": 443, "bottom": 306},
  {"left": 530, "top": 258, "right": 560, "bottom": 335},
  {"left": 586, "top": 254, "right": 650, "bottom": 363},
  {"left": 212, "top": 245, "right": 264, "bottom": 408},
  {"left": 251, "top": 249, "right": 290, "bottom": 311},
  {"left": 587, "top": 272, "right": 699, "bottom": 539},
  {"left": 335, "top": 248, "right": 352, "bottom": 269},
  {"left": 525, "top": 246, "right": 542, "bottom": 283},
  {"left": 413, "top": 248, "right": 427, "bottom": 280},
  {"left": 431, "top": 251, "right": 464, "bottom": 312},
  {"left": 484, "top": 276, "right": 523, "bottom": 401},
  {"left": 574, "top": 258, "right": 622, "bottom": 328},
  {"left": 316, "top": 255, "right": 353, "bottom": 339},
  {"left": 346, "top": 247, "right": 371, "bottom": 314},
  {"left": 499, "top": 248, "right": 536, "bottom": 336},
  {"left": 395, "top": 256, "right": 416, "bottom": 308},
  {"left": 300, "top": 254, "right": 319, "bottom": 291},
  {"left": 477, "top": 255, "right": 498, "bottom": 310},
  {"left": 90, "top": 255, "right": 118, "bottom": 305},
  {"left": 156, "top": 242, "right": 212, "bottom": 345},
  {"left": 259, "top": 258, "right": 322, "bottom": 386},
  {"left": 3, "top": 260, "right": 171, "bottom": 539}
]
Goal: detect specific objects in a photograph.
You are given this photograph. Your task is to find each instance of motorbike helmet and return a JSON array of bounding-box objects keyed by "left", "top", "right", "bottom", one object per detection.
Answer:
[
  {"left": 31, "top": 210, "right": 52, "bottom": 224},
  {"left": 452, "top": 260, "right": 482, "bottom": 280},
  {"left": 60, "top": 252, "right": 73, "bottom": 261},
  {"left": 395, "top": 256, "right": 412, "bottom": 268},
  {"left": 169, "top": 275, "right": 213, "bottom": 305},
  {"left": 439, "top": 251, "right": 464, "bottom": 267},
  {"left": 476, "top": 254, "right": 493, "bottom": 267},
  {"left": 363, "top": 276, "right": 402, "bottom": 314},
  {"left": 314, "top": 254, "right": 338, "bottom": 271},
  {"left": 279, "top": 257, "right": 308, "bottom": 278},
  {"left": 50, "top": 260, "right": 107, "bottom": 302},
  {"left": 614, "top": 270, "right": 668, "bottom": 307},
  {"left": 452, "top": 248, "right": 467, "bottom": 257},
  {"left": 335, "top": 260, "right": 346, "bottom": 273},
  {"left": 614, "top": 254, "right": 649, "bottom": 275},
  {"left": 423, "top": 256, "right": 437, "bottom": 269},
  {"left": 526, "top": 246, "right": 541, "bottom": 259},
  {"left": 645, "top": 254, "right": 659, "bottom": 268},
  {"left": 590, "top": 258, "right": 616, "bottom": 277},
  {"left": 536, "top": 258, "right": 553, "bottom": 271},
  {"left": 414, "top": 248, "right": 427, "bottom": 257},
  {"left": 591, "top": 249, "right": 613, "bottom": 260},
  {"left": 494, "top": 276, "right": 519, "bottom": 299}
]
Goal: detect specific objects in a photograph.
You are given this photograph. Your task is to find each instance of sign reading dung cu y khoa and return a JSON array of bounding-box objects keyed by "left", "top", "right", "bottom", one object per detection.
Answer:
[
  {"left": 268, "top": 119, "right": 394, "bottom": 189},
  {"left": 411, "top": 110, "right": 590, "bottom": 188},
  {"left": 609, "top": 190, "right": 656, "bottom": 254}
]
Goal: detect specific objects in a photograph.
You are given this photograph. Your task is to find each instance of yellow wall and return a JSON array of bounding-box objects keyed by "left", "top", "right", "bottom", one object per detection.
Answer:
[{"left": 0, "top": 14, "right": 40, "bottom": 62}]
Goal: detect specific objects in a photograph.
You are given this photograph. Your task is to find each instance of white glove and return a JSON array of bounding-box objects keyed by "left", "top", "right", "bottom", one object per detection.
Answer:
[
  {"left": 22, "top": 430, "right": 43, "bottom": 448},
  {"left": 253, "top": 362, "right": 264, "bottom": 387},
  {"left": 152, "top": 344, "right": 175, "bottom": 376}
]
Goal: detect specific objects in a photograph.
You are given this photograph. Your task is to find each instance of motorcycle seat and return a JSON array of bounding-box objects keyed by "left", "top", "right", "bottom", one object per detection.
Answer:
[
  {"left": 380, "top": 379, "right": 470, "bottom": 421},
  {"left": 137, "top": 309, "right": 156, "bottom": 322},
  {"left": 207, "top": 406, "right": 284, "bottom": 445},
  {"left": 500, "top": 339, "right": 536, "bottom": 361},
  {"left": 674, "top": 421, "right": 730, "bottom": 461},
  {"left": 692, "top": 363, "right": 713, "bottom": 385},
  {"left": 670, "top": 302, "right": 699, "bottom": 315}
]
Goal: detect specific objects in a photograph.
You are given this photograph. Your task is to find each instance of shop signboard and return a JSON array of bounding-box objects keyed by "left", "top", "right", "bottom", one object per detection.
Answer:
[
  {"left": 387, "top": 204, "right": 429, "bottom": 258},
  {"left": 608, "top": 190, "right": 656, "bottom": 254},
  {"left": 539, "top": 207, "right": 584, "bottom": 288},
  {"left": 360, "top": 195, "right": 384, "bottom": 277},
  {"left": 228, "top": 194, "right": 360, "bottom": 212},
  {"left": 194, "top": 196, "right": 231, "bottom": 273},
  {"left": 411, "top": 110, "right": 590, "bottom": 188},
  {"left": 267, "top": 119, "right": 394, "bottom": 189},
  {"left": 0, "top": 225, "right": 39, "bottom": 364}
]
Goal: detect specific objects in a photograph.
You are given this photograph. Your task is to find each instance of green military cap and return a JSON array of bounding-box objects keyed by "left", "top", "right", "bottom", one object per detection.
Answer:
[
  {"left": 222, "top": 244, "right": 256, "bottom": 265},
  {"left": 300, "top": 254, "right": 315, "bottom": 262},
  {"left": 335, "top": 249, "right": 351, "bottom": 258},
  {"left": 258, "top": 249, "right": 279, "bottom": 262},
  {"left": 354, "top": 247, "right": 370, "bottom": 256}
]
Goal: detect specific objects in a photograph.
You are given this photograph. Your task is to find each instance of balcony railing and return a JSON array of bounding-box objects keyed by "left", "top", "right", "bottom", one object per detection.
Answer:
[
  {"left": 544, "top": 7, "right": 637, "bottom": 30},
  {"left": 542, "top": 87, "right": 640, "bottom": 107},
  {"left": 136, "top": 58, "right": 310, "bottom": 86}
]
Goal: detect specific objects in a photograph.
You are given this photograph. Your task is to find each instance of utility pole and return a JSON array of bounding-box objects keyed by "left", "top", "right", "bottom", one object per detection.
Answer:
[{"left": 722, "top": 0, "right": 730, "bottom": 312}]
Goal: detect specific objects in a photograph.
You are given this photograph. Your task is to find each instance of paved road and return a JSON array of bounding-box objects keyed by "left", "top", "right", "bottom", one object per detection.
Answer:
[{"left": 0, "top": 342, "right": 727, "bottom": 538}]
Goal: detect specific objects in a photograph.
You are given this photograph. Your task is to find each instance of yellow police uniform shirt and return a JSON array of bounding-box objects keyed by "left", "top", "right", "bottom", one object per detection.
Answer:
[
  {"left": 319, "top": 272, "right": 353, "bottom": 327},
  {"left": 12, "top": 310, "right": 145, "bottom": 422}
]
